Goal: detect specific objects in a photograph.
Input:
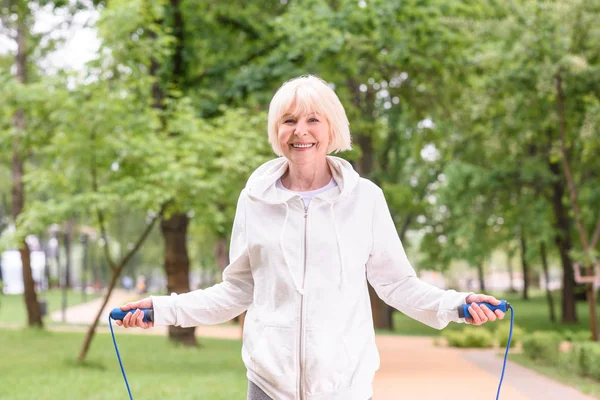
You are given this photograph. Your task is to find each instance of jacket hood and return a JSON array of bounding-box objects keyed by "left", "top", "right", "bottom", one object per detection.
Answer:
[{"left": 244, "top": 155, "right": 360, "bottom": 204}]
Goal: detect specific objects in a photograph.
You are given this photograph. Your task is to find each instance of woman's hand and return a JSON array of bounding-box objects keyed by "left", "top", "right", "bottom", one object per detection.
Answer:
[
  {"left": 114, "top": 297, "right": 154, "bottom": 329},
  {"left": 464, "top": 293, "right": 505, "bottom": 326}
]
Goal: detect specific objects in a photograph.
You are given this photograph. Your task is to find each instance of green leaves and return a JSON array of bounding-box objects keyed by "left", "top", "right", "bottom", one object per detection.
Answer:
[{"left": 3, "top": 0, "right": 598, "bottom": 281}]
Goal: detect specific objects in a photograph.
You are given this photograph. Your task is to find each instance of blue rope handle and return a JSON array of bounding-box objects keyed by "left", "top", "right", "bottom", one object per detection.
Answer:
[
  {"left": 496, "top": 305, "right": 514, "bottom": 400},
  {"left": 109, "top": 315, "right": 134, "bottom": 400}
]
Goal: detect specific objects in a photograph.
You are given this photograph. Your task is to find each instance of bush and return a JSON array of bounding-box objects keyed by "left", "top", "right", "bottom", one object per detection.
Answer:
[
  {"left": 564, "top": 342, "right": 600, "bottom": 380},
  {"left": 522, "top": 331, "right": 562, "bottom": 364},
  {"left": 495, "top": 322, "right": 524, "bottom": 348},
  {"left": 562, "top": 330, "right": 591, "bottom": 342},
  {"left": 443, "top": 328, "right": 494, "bottom": 348}
]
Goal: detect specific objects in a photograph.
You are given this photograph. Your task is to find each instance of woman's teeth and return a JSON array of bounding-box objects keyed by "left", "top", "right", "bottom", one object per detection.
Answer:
[{"left": 291, "top": 143, "right": 314, "bottom": 148}]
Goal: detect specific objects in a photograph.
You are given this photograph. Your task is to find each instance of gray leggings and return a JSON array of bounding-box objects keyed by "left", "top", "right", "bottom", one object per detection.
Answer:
[
  {"left": 247, "top": 380, "right": 372, "bottom": 400},
  {"left": 247, "top": 381, "right": 272, "bottom": 400}
]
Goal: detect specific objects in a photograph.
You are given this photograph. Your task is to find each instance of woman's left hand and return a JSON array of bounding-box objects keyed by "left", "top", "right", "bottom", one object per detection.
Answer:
[{"left": 464, "top": 293, "right": 505, "bottom": 325}]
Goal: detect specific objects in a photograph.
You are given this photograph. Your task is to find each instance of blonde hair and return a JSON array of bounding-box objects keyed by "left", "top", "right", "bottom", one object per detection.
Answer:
[{"left": 267, "top": 75, "right": 352, "bottom": 156}]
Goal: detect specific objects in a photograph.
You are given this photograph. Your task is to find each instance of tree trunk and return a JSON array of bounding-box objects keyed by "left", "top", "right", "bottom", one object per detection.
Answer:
[
  {"left": 347, "top": 77, "right": 392, "bottom": 330},
  {"left": 20, "top": 241, "right": 42, "bottom": 326},
  {"left": 148, "top": 0, "right": 196, "bottom": 345},
  {"left": 161, "top": 213, "right": 196, "bottom": 346},
  {"left": 12, "top": 19, "right": 42, "bottom": 328},
  {"left": 585, "top": 275, "right": 599, "bottom": 341},
  {"left": 356, "top": 135, "right": 374, "bottom": 177},
  {"left": 216, "top": 234, "right": 246, "bottom": 326},
  {"left": 548, "top": 161, "right": 578, "bottom": 323},
  {"left": 476, "top": 263, "right": 486, "bottom": 292},
  {"left": 78, "top": 266, "right": 122, "bottom": 362},
  {"left": 555, "top": 71, "right": 598, "bottom": 341},
  {"left": 215, "top": 235, "right": 247, "bottom": 330},
  {"left": 214, "top": 236, "right": 229, "bottom": 272},
  {"left": 519, "top": 231, "right": 529, "bottom": 300},
  {"left": 77, "top": 199, "right": 163, "bottom": 362},
  {"left": 506, "top": 251, "right": 516, "bottom": 293},
  {"left": 368, "top": 284, "right": 389, "bottom": 330},
  {"left": 355, "top": 137, "right": 392, "bottom": 330},
  {"left": 540, "top": 242, "right": 556, "bottom": 323}
]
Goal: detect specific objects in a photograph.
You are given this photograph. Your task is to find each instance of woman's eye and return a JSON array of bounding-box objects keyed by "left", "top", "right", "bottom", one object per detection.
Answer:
[
  {"left": 309, "top": 118, "right": 319, "bottom": 122},
  {"left": 284, "top": 119, "right": 295, "bottom": 124}
]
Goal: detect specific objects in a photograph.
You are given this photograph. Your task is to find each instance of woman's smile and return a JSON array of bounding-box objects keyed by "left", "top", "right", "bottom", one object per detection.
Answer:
[{"left": 290, "top": 142, "right": 316, "bottom": 150}]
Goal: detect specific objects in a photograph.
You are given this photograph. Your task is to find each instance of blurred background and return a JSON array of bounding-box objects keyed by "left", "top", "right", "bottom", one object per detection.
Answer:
[{"left": 0, "top": 1, "right": 599, "bottom": 399}]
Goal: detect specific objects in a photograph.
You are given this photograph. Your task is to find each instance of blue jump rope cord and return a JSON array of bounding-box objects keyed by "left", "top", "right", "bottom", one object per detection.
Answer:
[
  {"left": 109, "top": 315, "right": 134, "bottom": 400},
  {"left": 109, "top": 306, "right": 515, "bottom": 400},
  {"left": 496, "top": 305, "right": 514, "bottom": 400}
]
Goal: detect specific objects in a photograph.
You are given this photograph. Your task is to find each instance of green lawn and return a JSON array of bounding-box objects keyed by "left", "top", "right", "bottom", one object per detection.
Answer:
[
  {"left": 0, "top": 328, "right": 247, "bottom": 400},
  {"left": 386, "top": 291, "right": 597, "bottom": 337},
  {"left": 0, "top": 289, "right": 100, "bottom": 325}
]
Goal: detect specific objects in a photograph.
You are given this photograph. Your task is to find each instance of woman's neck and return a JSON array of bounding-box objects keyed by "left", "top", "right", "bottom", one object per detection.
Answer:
[{"left": 281, "top": 158, "right": 332, "bottom": 192}]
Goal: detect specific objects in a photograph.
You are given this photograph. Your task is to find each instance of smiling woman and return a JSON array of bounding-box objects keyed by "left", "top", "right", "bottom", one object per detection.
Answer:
[
  {"left": 116, "top": 74, "right": 505, "bottom": 400},
  {"left": 268, "top": 75, "right": 353, "bottom": 191},
  {"left": 267, "top": 75, "right": 352, "bottom": 157}
]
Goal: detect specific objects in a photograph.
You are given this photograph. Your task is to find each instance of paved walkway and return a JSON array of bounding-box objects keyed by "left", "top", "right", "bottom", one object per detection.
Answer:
[{"left": 41, "top": 290, "right": 597, "bottom": 400}]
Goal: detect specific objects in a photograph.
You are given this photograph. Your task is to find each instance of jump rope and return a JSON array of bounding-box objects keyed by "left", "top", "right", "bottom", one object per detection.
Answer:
[{"left": 109, "top": 301, "right": 514, "bottom": 400}]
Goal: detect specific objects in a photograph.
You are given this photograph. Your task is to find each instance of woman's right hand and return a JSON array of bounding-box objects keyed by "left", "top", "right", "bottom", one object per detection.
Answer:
[{"left": 115, "top": 297, "right": 154, "bottom": 329}]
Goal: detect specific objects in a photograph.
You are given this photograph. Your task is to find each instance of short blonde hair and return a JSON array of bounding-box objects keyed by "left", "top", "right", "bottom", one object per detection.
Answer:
[{"left": 267, "top": 75, "right": 352, "bottom": 156}]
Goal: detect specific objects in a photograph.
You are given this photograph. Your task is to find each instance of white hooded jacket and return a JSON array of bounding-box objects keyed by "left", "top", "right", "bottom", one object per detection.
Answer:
[{"left": 152, "top": 156, "right": 470, "bottom": 400}]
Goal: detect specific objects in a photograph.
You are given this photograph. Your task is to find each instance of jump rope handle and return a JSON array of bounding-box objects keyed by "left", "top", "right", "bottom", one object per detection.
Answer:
[
  {"left": 457, "top": 300, "right": 509, "bottom": 319},
  {"left": 110, "top": 308, "right": 154, "bottom": 323}
]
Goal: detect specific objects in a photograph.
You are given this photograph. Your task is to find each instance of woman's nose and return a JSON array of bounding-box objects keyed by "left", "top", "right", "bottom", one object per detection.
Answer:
[
  {"left": 294, "top": 121, "right": 308, "bottom": 136},
  {"left": 294, "top": 129, "right": 307, "bottom": 136}
]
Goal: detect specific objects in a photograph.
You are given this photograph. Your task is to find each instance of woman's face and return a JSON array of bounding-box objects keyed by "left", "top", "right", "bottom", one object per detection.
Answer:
[{"left": 277, "top": 110, "right": 330, "bottom": 165}]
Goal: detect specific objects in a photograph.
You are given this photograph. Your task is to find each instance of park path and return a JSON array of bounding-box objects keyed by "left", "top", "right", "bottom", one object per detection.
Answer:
[{"left": 44, "top": 289, "right": 596, "bottom": 400}]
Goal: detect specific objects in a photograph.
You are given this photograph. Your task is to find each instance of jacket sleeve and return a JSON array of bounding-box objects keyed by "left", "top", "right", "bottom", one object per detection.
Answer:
[
  {"left": 151, "top": 192, "right": 254, "bottom": 327},
  {"left": 366, "top": 188, "right": 471, "bottom": 330}
]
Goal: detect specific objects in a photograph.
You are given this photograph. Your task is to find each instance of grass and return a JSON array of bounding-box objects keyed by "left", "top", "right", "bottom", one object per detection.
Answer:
[
  {"left": 0, "top": 289, "right": 101, "bottom": 325},
  {"left": 509, "top": 353, "right": 600, "bottom": 399},
  {"left": 0, "top": 328, "right": 247, "bottom": 400},
  {"left": 386, "top": 291, "right": 597, "bottom": 337}
]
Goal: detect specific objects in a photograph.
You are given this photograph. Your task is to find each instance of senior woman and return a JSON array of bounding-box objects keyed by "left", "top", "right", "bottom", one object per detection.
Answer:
[{"left": 116, "top": 75, "right": 505, "bottom": 400}]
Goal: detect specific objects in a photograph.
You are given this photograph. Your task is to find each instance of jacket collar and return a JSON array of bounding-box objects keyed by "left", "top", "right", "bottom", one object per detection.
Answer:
[{"left": 245, "top": 155, "right": 359, "bottom": 205}]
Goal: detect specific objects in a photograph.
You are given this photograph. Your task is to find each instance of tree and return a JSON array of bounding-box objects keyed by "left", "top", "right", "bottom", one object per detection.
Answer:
[
  {"left": 1, "top": 0, "right": 107, "bottom": 327},
  {"left": 265, "top": 0, "right": 481, "bottom": 329},
  {"left": 1, "top": 0, "right": 44, "bottom": 327},
  {"left": 435, "top": 0, "right": 600, "bottom": 325},
  {"left": 19, "top": 72, "right": 173, "bottom": 360}
]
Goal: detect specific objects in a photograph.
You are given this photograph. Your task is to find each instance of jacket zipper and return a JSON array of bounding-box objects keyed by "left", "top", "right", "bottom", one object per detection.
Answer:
[{"left": 298, "top": 204, "right": 308, "bottom": 400}]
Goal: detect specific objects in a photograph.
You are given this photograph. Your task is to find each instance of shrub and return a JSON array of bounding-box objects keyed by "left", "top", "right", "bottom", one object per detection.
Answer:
[
  {"left": 562, "top": 330, "right": 591, "bottom": 342},
  {"left": 559, "top": 349, "right": 577, "bottom": 373},
  {"left": 443, "top": 328, "right": 494, "bottom": 348},
  {"left": 522, "top": 331, "right": 561, "bottom": 364},
  {"left": 495, "top": 322, "right": 524, "bottom": 348},
  {"left": 566, "top": 342, "right": 600, "bottom": 380}
]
